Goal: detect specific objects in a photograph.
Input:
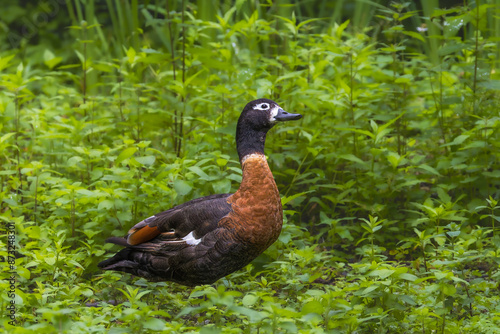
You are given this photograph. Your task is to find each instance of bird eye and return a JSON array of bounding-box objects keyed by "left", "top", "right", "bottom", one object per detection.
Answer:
[{"left": 252, "top": 103, "right": 271, "bottom": 111}]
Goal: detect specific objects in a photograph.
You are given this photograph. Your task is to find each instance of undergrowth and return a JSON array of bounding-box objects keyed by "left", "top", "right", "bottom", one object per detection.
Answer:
[{"left": 1, "top": 0, "right": 500, "bottom": 333}]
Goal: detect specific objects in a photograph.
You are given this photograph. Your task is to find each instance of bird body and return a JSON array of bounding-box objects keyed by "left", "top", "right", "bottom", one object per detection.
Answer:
[{"left": 98, "top": 99, "right": 302, "bottom": 286}]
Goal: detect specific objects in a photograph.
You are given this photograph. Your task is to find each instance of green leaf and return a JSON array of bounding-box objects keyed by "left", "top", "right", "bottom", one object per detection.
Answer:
[
  {"left": 135, "top": 155, "right": 156, "bottom": 166},
  {"left": 375, "top": 112, "right": 404, "bottom": 141},
  {"left": 339, "top": 154, "right": 366, "bottom": 165},
  {"left": 188, "top": 166, "right": 210, "bottom": 180},
  {"left": 242, "top": 294, "right": 258, "bottom": 307},
  {"left": 0, "top": 54, "right": 15, "bottom": 71},
  {"left": 301, "top": 300, "right": 324, "bottom": 315},
  {"left": 336, "top": 19, "right": 350, "bottom": 38},
  {"left": 77, "top": 189, "right": 96, "bottom": 197},
  {"left": 57, "top": 63, "right": 81, "bottom": 70},
  {"left": 98, "top": 200, "right": 114, "bottom": 210},
  {"left": 401, "top": 30, "right": 425, "bottom": 42},
  {"left": 43, "top": 49, "right": 62, "bottom": 69},
  {"left": 281, "top": 191, "right": 314, "bottom": 206},
  {"left": 184, "top": 69, "right": 206, "bottom": 87},
  {"left": 483, "top": 170, "right": 500, "bottom": 178},
  {"left": 0, "top": 132, "right": 15, "bottom": 144},
  {"left": 216, "top": 158, "right": 228, "bottom": 167},
  {"left": 143, "top": 318, "right": 166, "bottom": 330},
  {"left": 360, "top": 285, "right": 378, "bottom": 295},
  {"left": 115, "top": 147, "right": 137, "bottom": 165},
  {"left": 387, "top": 152, "right": 401, "bottom": 169},
  {"left": 335, "top": 127, "right": 375, "bottom": 138},
  {"left": 297, "top": 18, "right": 322, "bottom": 31},
  {"left": 436, "top": 188, "right": 451, "bottom": 203},
  {"left": 434, "top": 271, "right": 450, "bottom": 280},
  {"left": 369, "top": 269, "right": 395, "bottom": 279},
  {"left": 398, "top": 273, "right": 418, "bottom": 281},
  {"left": 478, "top": 80, "right": 500, "bottom": 91},
  {"left": 173, "top": 179, "right": 192, "bottom": 196},
  {"left": 81, "top": 288, "right": 94, "bottom": 297},
  {"left": 18, "top": 267, "right": 30, "bottom": 280},
  {"left": 229, "top": 305, "right": 265, "bottom": 322},
  {"left": 26, "top": 226, "right": 41, "bottom": 239},
  {"left": 441, "top": 284, "right": 457, "bottom": 296},
  {"left": 200, "top": 327, "right": 222, "bottom": 334},
  {"left": 127, "top": 47, "right": 136, "bottom": 64},
  {"left": 418, "top": 164, "right": 441, "bottom": 176},
  {"left": 442, "top": 134, "right": 469, "bottom": 147},
  {"left": 212, "top": 178, "right": 231, "bottom": 193}
]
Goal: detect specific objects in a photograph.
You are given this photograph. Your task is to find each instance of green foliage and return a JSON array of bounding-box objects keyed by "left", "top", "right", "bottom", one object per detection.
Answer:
[{"left": 1, "top": 0, "right": 500, "bottom": 333}]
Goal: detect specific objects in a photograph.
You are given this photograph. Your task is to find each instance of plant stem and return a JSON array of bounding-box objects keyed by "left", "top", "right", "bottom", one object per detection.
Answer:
[
  {"left": 178, "top": 0, "right": 186, "bottom": 157},
  {"left": 34, "top": 173, "right": 38, "bottom": 224},
  {"left": 284, "top": 152, "right": 309, "bottom": 198},
  {"left": 349, "top": 52, "right": 357, "bottom": 155},
  {"left": 491, "top": 205, "right": 496, "bottom": 237},
  {"left": 220, "top": 94, "right": 225, "bottom": 154},
  {"left": 71, "top": 190, "right": 75, "bottom": 237},
  {"left": 421, "top": 243, "right": 428, "bottom": 272},
  {"left": 82, "top": 21, "right": 88, "bottom": 109},
  {"left": 461, "top": 267, "right": 473, "bottom": 317},
  {"left": 427, "top": 70, "right": 447, "bottom": 151},
  {"left": 15, "top": 91, "right": 22, "bottom": 200},
  {"left": 166, "top": 0, "right": 179, "bottom": 153},
  {"left": 441, "top": 311, "right": 445, "bottom": 334},
  {"left": 472, "top": 0, "right": 480, "bottom": 115},
  {"left": 118, "top": 68, "right": 124, "bottom": 123},
  {"left": 136, "top": 88, "right": 142, "bottom": 140}
]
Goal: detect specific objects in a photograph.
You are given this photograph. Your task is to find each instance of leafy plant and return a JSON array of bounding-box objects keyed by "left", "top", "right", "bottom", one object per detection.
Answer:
[{"left": 1, "top": 0, "right": 499, "bottom": 333}]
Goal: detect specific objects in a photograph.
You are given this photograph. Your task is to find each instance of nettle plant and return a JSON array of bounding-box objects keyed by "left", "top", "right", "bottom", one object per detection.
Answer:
[{"left": 0, "top": 0, "right": 499, "bottom": 333}]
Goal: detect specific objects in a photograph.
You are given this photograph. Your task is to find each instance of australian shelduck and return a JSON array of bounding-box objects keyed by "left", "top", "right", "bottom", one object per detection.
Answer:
[{"left": 98, "top": 98, "right": 302, "bottom": 286}]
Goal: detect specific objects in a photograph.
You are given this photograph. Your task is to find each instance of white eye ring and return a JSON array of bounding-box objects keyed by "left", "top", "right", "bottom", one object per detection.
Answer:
[{"left": 254, "top": 103, "right": 269, "bottom": 111}]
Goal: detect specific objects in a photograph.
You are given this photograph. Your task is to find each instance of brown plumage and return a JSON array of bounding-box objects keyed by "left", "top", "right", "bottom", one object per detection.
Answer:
[{"left": 98, "top": 98, "right": 302, "bottom": 286}]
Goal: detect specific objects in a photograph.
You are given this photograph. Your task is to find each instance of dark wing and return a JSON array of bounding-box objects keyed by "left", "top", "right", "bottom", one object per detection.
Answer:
[
  {"left": 97, "top": 193, "right": 235, "bottom": 284},
  {"left": 112, "top": 193, "right": 232, "bottom": 246}
]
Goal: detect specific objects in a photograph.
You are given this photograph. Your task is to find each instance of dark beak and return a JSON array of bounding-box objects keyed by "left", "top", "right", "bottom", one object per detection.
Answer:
[{"left": 274, "top": 108, "right": 302, "bottom": 121}]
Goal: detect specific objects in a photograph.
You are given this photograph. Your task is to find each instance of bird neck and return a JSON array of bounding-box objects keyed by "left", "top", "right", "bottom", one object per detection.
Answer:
[
  {"left": 234, "top": 118, "right": 276, "bottom": 197},
  {"left": 235, "top": 120, "right": 270, "bottom": 163}
]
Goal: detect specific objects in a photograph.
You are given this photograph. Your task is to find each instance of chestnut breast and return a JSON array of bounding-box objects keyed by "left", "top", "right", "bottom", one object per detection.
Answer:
[{"left": 223, "top": 154, "right": 283, "bottom": 249}]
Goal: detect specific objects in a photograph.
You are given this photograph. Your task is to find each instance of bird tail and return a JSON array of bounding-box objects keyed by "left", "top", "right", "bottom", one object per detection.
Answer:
[{"left": 97, "top": 239, "right": 168, "bottom": 281}]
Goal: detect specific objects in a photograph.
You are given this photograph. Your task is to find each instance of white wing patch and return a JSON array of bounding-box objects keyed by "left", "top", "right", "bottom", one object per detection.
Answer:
[{"left": 183, "top": 231, "right": 201, "bottom": 246}]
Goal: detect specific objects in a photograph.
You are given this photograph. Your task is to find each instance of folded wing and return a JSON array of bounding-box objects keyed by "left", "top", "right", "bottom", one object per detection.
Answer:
[{"left": 98, "top": 193, "right": 233, "bottom": 284}]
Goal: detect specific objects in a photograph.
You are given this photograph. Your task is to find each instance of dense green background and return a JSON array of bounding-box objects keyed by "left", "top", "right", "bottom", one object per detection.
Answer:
[{"left": 1, "top": 0, "right": 500, "bottom": 333}]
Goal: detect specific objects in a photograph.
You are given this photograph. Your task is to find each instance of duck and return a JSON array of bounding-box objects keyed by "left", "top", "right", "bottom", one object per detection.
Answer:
[{"left": 98, "top": 98, "right": 302, "bottom": 286}]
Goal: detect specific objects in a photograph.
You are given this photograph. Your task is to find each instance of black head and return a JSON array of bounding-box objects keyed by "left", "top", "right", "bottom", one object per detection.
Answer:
[
  {"left": 236, "top": 99, "right": 302, "bottom": 162},
  {"left": 239, "top": 98, "right": 302, "bottom": 131}
]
